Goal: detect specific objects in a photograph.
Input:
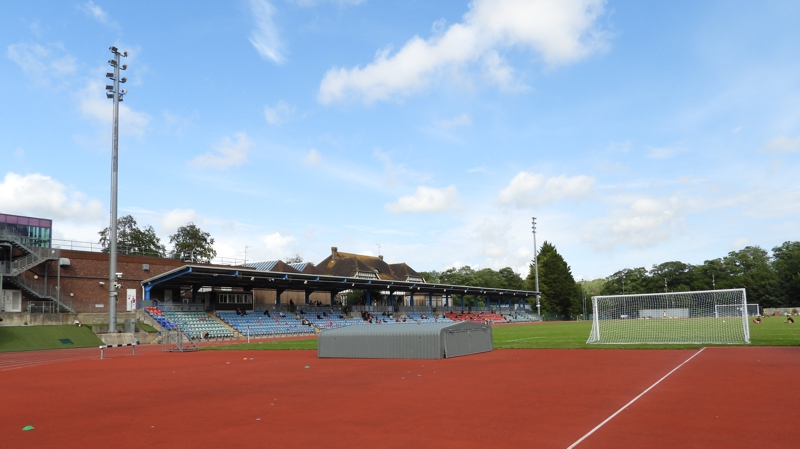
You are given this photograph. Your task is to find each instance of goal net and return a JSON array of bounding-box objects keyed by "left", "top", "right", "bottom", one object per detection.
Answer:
[{"left": 587, "top": 289, "right": 750, "bottom": 344}]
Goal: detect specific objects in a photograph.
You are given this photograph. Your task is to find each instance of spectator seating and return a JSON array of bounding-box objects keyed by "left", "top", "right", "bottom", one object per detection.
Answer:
[
  {"left": 445, "top": 311, "right": 507, "bottom": 324},
  {"left": 163, "top": 311, "right": 234, "bottom": 339},
  {"left": 217, "top": 311, "right": 316, "bottom": 337}
]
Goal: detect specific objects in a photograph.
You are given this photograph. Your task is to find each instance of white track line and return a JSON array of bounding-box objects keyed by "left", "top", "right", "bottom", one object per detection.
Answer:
[{"left": 567, "top": 347, "right": 706, "bottom": 449}]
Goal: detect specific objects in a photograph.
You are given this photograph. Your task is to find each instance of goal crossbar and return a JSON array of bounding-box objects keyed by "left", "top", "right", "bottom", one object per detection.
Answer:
[{"left": 587, "top": 288, "right": 750, "bottom": 345}]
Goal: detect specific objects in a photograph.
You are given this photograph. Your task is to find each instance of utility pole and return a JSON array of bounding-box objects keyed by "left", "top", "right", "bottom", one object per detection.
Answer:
[
  {"left": 664, "top": 278, "right": 668, "bottom": 293},
  {"left": 244, "top": 245, "right": 250, "bottom": 265},
  {"left": 106, "top": 46, "right": 128, "bottom": 333},
  {"left": 622, "top": 271, "right": 626, "bottom": 295},
  {"left": 712, "top": 273, "right": 715, "bottom": 290},
  {"left": 532, "top": 217, "right": 540, "bottom": 318}
]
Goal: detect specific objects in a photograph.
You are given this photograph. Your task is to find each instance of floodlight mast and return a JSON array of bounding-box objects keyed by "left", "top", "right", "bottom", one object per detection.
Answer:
[
  {"left": 532, "top": 217, "right": 540, "bottom": 318},
  {"left": 107, "top": 46, "right": 127, "bottom": 333}
]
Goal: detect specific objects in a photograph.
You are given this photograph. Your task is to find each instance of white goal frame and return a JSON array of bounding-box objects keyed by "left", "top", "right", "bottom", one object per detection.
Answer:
[{"left": 587, "top": 289, "right": 750, "bottom": 345}]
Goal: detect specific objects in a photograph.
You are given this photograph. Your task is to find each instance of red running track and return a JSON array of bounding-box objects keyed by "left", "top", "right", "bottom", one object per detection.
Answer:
[{"left": 1, "top": 347, "right": 796, "bottom": 448}]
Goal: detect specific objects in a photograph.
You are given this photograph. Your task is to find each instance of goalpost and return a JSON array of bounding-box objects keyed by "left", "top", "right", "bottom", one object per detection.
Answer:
[{"left": 587, "top": 289, "right": 750, "bottom": 345}]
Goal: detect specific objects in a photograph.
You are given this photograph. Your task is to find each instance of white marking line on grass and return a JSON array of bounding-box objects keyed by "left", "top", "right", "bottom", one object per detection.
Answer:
[{"left": 566, "top": 347, "right": 706, "bottom": 449}]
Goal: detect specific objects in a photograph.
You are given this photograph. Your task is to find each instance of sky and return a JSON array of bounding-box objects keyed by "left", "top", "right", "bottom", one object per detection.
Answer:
[{"left": 2, "top": 0, "right": 799, "bottom": 281}]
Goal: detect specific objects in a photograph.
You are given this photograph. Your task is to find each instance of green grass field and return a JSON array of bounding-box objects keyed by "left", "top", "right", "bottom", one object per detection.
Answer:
[
  {"left": 204, "top": 316, "right": 799, "bottom": 351},
  {"left": 0, "top": 325, "right": 105, "bottom": 353},
  {"left": 203, "top": 338, "right": 317, "bottom": 351}
]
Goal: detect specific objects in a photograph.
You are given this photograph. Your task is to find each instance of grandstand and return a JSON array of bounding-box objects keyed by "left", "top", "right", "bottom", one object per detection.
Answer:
[
  {"left": 145, "top": 307, "right": 234, "bottom": 339},
  {"left": 216, "top": 311, "right": 316, "bottom": 337}
]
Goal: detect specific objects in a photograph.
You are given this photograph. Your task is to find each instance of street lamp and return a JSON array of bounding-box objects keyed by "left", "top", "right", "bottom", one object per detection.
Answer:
[
  {"left": 532, "top": 217, "right": 540, "bottom": 318},
  {"left": 106, "top": 46, "right": 128, "bottom": 333}
]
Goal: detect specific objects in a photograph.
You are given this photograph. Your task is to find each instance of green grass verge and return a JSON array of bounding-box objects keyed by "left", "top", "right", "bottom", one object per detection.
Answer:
[
  {"left": 199, "top": 317, "right": 800, "bottom": 352},
  {"left": 0, "top": 325, "right": 105, "bottom": 352},
  {"left": 137, "top": 323, "right": 158, "bottom": 333},
  {"left": 493, "top": 317, "right": 800, "bottom": 349},
  {"left": 202, "top": 338, "right": 318, "bottom": 351}
]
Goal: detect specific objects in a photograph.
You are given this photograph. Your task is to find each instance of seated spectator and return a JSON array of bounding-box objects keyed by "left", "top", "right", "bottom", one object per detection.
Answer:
[
  {"left": 279, "top": 312, "right": 286, "bottom": 318},
  {"left": 323, "top": 311, "right": 328, "bottom": 317},
  {"left": 236, "top": 308, "right": 243, "bottom": 316},
  {"left": 263, "top": 309, "right": 271, "bottom": 317},
  {"left": 202, "top": 331, "right": 210, "bottom": 339}
]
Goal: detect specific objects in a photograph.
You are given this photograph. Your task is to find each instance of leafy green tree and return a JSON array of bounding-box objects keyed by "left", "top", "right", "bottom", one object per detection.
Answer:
[
  {"left": 600, "top": 267, "right": 648, "bottom": 295},
  {"left": 498, "top": 267, "right": 524, "bottom": 290},
  {"left": 526, "top": 241, "right": 580, "bottom": 317},
  {"left": 169, "top": 222, "right": 217, "bottom": 263},
  {"left": 772, "top": 241, "right": 800, "bottom": 306},
  {"left": 720, "top": 246, "right": 779, "bottom": 307},
  {"left": 98, "top": 215, "right": 165, "bottom": 257},
  {"left": 473, "top": 268, "right": 505, "bottom": 289},
  {"left": 438, "top": 266, "right": 477, "bottom": 286},
  {"left": 648, "top": 261, "right": 696, "bottom": 292}
]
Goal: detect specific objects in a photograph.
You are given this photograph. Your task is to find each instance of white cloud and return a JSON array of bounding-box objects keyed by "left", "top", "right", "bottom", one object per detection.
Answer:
[
  {"left": 761, "top": 135, "right": 800, "bottom": 153},
  {"left": 582, "top": 196, "right": 689, "bottom": 249},
  {"left": 318, "top": 0, "right": 608, "bottom": 104},
  {"left": 385, "top": 185, "right": 459, "bottom": 214},
  {"left": 261, "top": 232, "right": 296, "bottom": 252},
  {"left": 189, "top": 133, "right": 252, "bottom": 169},
  {"left": 80, "top": 1, "right": 118, "bottom": 29},
  {"left": 264, "top": 100, "right": 295, "bottom": 125},
  {"left": 0, "top": 172, "right": 103, "bottom": 221},
  {"left": 435, "top": 113, "right": 472, "bottom": 130},
  {"left": 647, "top": 146, "right": 684, "bottom": 159},
  {"left": 7, "top": 42, "right": 78, "bottom": 86},
  {"left": 160, "top": 209, "right": 201, "bottom": 233},
  {"left": 77, "top": 80, "right": 150, "bottom": 137},
  {"left": 496, "top": 172, "right": 595, "bottom": 208},
  {"left": 248, "top": 0, "right": 285, "bottom": 64},
  {"left": 303, "top": 148, "right": 321, "bottom": 165}
]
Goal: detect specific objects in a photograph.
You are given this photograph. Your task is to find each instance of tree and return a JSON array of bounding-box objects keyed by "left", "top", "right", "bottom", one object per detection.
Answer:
[
  {"left": 772, "top": 241, "right": 800, "bottom": 306},
  {"left": 600, "top": 267, "right": 648, "bottom": 295},
  {"left": 169, "top": 222, "right": 216, "bottom": 263},
  {"left": 648, "top": 261, "right": 695, "bottom": 292},
  {"left": 473, "top": 268, "right": 505, "bottom": 289},
  {"left": 98, "top": 215, "right": 165, "bottom": 257},
  {"left": 721, "top": 246, "right": 779, "bottom": 308},
  {"left": 526, "top": 241, "right": 580, "bottom": 317},
  {"left": 438, "top": 266, "right": 477, "bottom": 286},
  {"left": 284, "top": 254, "right": 304, "bottom": 263},
  {"left": 498, "top": 267, "right": 524, "bottom": 290}
]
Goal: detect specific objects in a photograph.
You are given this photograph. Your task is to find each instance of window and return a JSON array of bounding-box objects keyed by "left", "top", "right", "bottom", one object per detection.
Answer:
[{"left": 355, "top": 270, "right": 379, "bottom": 280}]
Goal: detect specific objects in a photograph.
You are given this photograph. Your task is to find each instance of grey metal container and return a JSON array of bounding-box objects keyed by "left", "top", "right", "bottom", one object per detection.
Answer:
[{"left": 318, "top": 322, "right": 493, "bottom": 359}]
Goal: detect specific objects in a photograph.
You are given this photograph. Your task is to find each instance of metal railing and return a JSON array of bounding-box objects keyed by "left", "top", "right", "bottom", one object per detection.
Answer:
[
  {"left": 52, "top": 238, "right": 245, "bottom": 266},
  {"left": 8, "top": 275, "right": 73, "bottom": 312},
  {"left": 0, "top": 230, "right": 49, "bottom": 252},
  {"left": 8, "top": 247, "right": 60, "bottom": 276}
]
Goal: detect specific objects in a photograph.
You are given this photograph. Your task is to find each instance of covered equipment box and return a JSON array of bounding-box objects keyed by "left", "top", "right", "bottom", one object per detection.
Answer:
[{"left": 318, "top": 322, "right": 493, "bottom": 359}]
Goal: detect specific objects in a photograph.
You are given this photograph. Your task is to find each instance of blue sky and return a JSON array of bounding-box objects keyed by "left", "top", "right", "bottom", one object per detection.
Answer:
[{"left": 2, "top": 0, "right": 799, "bottom": 280}]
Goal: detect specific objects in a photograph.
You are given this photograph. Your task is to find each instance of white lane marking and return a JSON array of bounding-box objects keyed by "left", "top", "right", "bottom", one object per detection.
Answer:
[{"left": 567, "top": 347, "right": 707, "bottom": 449}]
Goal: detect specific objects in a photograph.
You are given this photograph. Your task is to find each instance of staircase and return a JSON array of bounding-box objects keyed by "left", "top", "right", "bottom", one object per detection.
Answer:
[{"left": 1, "top": 231, "right": 73, "bottom": 312}]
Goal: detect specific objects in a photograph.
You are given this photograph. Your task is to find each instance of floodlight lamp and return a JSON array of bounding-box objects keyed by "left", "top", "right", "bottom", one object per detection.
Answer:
[
  {"left": 118, "top": 96, "right": 123, "bottom": 102},
  {"left": 122, "top": 51, "right": 128, "bottom": 57},
  {"left": 120, "top": 64, "right": 127, "bottom": 70},
  {"left": 106, "top": 85, "right": 114, "bottom": 90},
  {"left": 120, "top": 77, "right": 127, "bottom": 83},
  {"left": 106, "top": 72, "right": 114, "bottom": 78},
  {"left": 108, "top": 59, "right": 117, "bottom": 66},
  {"left": 110, "top": 46, "right": 118, "bottom": 53},
  {"left": 121, "top": 89, "right": 127, "bottom": 95},
  {"left": 106, "top": 93, "right": 113, "bottom": 98}
]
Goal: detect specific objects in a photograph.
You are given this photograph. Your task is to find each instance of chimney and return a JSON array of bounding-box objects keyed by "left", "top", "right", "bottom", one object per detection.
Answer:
[
  {"left": 378, "top": 255, "right": 384, "bottom": 260},
  {"left": 331, "top": 247, "right": 338, "bottom": 261}
]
